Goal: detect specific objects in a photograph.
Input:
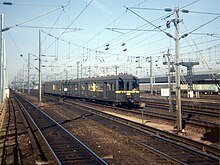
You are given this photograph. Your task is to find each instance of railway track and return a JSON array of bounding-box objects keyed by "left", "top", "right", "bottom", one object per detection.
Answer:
[
  {"left": 12, "top": 91, "right": 107, "bottom": 165},
  {"left": 0, "top": 95, "right": 23, "bottom": 164},
  {"left": 141, "top": 99, "right": 220, "bottom": 129},
  {"left": 38, "top": 90, "right": 220, "bottom": 129},
  {"left": 41, "top": 95, "right": 220, "bottom": 164},
  {"left": 141, "top": 98, "right": 220, "bottom": 116},
  {"left": 64, "top": 97, "right": 220, "bottom": 131}
]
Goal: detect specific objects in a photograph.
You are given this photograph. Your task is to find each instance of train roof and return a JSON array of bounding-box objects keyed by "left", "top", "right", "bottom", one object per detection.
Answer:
[
  {"left": 139, "top": 73, "right": 220, "bottom": 84},
  {"left": 75, "top": 74, "right": 138, "bottom": 81},
  {"left": 45, "top": 74, "right": 139, "bottom": 84}
]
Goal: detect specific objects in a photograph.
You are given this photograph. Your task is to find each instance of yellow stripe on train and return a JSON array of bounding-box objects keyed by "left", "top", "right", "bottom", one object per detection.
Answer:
[{"left": 115, "top": 90, "right": 140, "bottom": 95}]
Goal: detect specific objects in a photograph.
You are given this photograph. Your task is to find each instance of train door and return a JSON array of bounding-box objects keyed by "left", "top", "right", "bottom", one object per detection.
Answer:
[
  {"left": 62, "top": 81, "right": 68, "bottom": 96},
  {"left": 69, "top": 83, "right": 73, "bottom": 96},
  {"left": 85, "top": 83, "right": 88, "bottom": 96},
  {"left": 77, "top": 82, "right": 81, "bottom": 97},
  {"left": 104, "top": 82, "right": 107, "bottom": 98},
  {"left": 124, "top": 81, "right": 130, "bottom": 91},
  {"left": 93, "top": 82, "right": 96, "bottom": 97}
]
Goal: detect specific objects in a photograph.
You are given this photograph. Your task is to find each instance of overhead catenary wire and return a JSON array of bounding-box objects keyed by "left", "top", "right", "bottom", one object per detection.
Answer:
[
  {"left": 38, "top": 0, "right": 219, "bottom": 81},
  {"left": 180, "top": 0, "right": 201, "bottom": 9},
  {"left": 43, "top": 0, "right": 94, "bottom": 54},
  {"left": 2, "top": 4, "right": 69, "bottom": 32},
  {"left": 0, "top": 1, "right": 63, "bottom": 7},
  {"left": 180, "top": 15, "right": 220, "bottom": 39},
  {"left": 181, "top": 22, "right": 220, "bottom": 89},
  {"left": 16, "top": 25, "right": 82, "bottom": 31},
  {"left": 62, "top": 10, "right": 174, "bottom": 66},
  {"left": 126, "top": 7, "right": 220, "bottom": 16},
  {"left": 186, "top": 10, "right": 220, "bottom": 16},
  {"left": 190, "top": 32, "right": 220, "bottom": 39},
  {"left": 52, "top": 18, "right": 218, "bottom": 71},
  {"left": 30, "top": 7, "right": 67, "bottom": 57},
  {"left": 66, "top": 0, "right": 154, "bottom": 60},
  {"left": 57, "top": 26, "right": 217, "bottom": 75},
  {"left": 125, "top": 7, "right": 176, "bottom": 40},
  {"left": 7, "top": 31, "right": 22, "bottom": 54},
  {"left": 41, "top": 30, "right": 80, "bottom": 46}
]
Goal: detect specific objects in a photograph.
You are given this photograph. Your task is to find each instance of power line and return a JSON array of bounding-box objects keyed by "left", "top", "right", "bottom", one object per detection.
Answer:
[
  {"left": 190, "top": 32, "right": 220, "bottom": 38},
  {"left": 44, "top": 1, "right": 219, "bottom": 78},
  {"left": 43, "top": 0, "right": 94, "bottom": 54},
  {"left": 128, "top": 7, "right": 166, "bottom": 11},
  {"left": 106, "top": 27, "right": 160, "bottom": 32},
  {"left": 2, "top": 4, "right": 69, "bottom": 32},
  {"left": 187, "top": 10, "right": 220, "bottom": 16},
  {"left": 180, "top": 0, "right": 201, "bottom": 9},
  {"left": 17, "top": 25, "right": 82, "bottom": 31},
  {"left": 41, "top": 30, "right": 80, "bottom": 46},
  {"left": 180, "top": 15, "right": 220, "bottom": 39},
  {"left": 125, "top": 7, "right": 176, "bottom": 40},
  {"left": 180, "top": 43, "right": 220, "bottom": 56},
  {"left": 30, "top": 8, "right": 66, "bottom": 57},
  {"left": 67, "top": 0, "right": 161, "bottom": 61},
  {"left": 126, "top": 7, "right": 220, "bottom": 16},
  {"left": 7, "top": 31, "right": 22, "bottom": 54},
  {"left": 0, "top": 1, "right": 63, "bottom": 7}
]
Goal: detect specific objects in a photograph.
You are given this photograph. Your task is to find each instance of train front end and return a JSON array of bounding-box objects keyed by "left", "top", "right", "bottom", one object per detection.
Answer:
[{"left": 115, "top": 75, "right": 140, "bottom": 107}]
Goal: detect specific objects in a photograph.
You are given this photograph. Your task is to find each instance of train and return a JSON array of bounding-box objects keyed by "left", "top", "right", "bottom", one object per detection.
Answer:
[
  {"left": 139, "top": 83, "right": 219, "bottom": 95},
  {"left": 139, "top": 73, "right": 220, "bottom": 95},
  {"left": 44, "top": 74, "right": 140, "bottom": 106}
]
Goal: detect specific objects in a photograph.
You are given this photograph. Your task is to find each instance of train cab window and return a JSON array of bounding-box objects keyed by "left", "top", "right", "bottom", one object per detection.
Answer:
[
  {"left": 132, "top": 82, "right": 139, "bottom": 90},
  {"left": 125, "top": 82, "right": 130, "bottom": 91}
]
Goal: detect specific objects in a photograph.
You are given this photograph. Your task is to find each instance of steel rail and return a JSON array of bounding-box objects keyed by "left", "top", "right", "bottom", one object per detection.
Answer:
[
  {"left": 44, "top": 95, "right": 220, "bottom": 156},
  {"left": 63, "top": 99, "right": 220, "bottom": 160},
  {"left": 13, "top": 92, "right": 107, "bottom": 165}
]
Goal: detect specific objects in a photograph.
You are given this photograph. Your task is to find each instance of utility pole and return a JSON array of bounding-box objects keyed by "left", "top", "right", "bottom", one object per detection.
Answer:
[
  {"left": 0, "top": 14, "right": 4, "bottom": 105},
  {"left": 150, "top": 56, "right": 153, "bottom": 95},
  {"left": 22, "top": 65, "right": 25, "bottom": 93},
  {"left": 88, "top": 67, "right": 91, "bottom": 78},
  {"left": 166, "top": 49, "right": 173, "bottom": 112},
  {"left": 81, "top": 64, "right": 83, "bottom": 78},
  {"left": 28, "top": 53, "right": 30, "bottom": 95},
  {"left": 76, "top": 61, "right": 80, "bottom": 79},
  {"left": 65, "top": 70, "right": 68, "bottom": 81},
  {"left": 2, "top": 37, "right": 6, "bottom": 98},
  {"left": 39, "top": 30, "right": 42, "bottom": 102},
  {"left": 114, "top": 65, "right": 119, "bottom": 75},
  {"left": 174, "top": 8, "right": 182, "bottom": 131},
  {"left": 19, "top": 70, "right": 22, "bottom": 92}
]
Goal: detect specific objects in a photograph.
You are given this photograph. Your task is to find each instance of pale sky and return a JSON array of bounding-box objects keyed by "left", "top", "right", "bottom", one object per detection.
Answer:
[{"left": 0, "top": 0, "right": 219, "bottom": 84}]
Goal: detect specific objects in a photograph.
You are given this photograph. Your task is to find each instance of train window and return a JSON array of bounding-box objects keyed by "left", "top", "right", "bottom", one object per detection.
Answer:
[
  {"left": 125, "top": 82, "right": 129, "bottom": 90},
  {"left": 132, "top": 82, "right": 138, "bottom": 90},
  {"left": 81, "top": 84, "right": 85, "bottom": 90},
  {"left": 88, "top": 84, "right": 93, "bottom": 91},
  {"left": 96, "top": 83, "right": 103, "bottom": 91},
  {"left": 107, "top": 84, "right": 111, "bottom": 91},
  {"left": 107, "top": 83, "right": 115, "bottom": 91},
  {"left": 119, "top": 80, "right": 124, "bottom": 90}
]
